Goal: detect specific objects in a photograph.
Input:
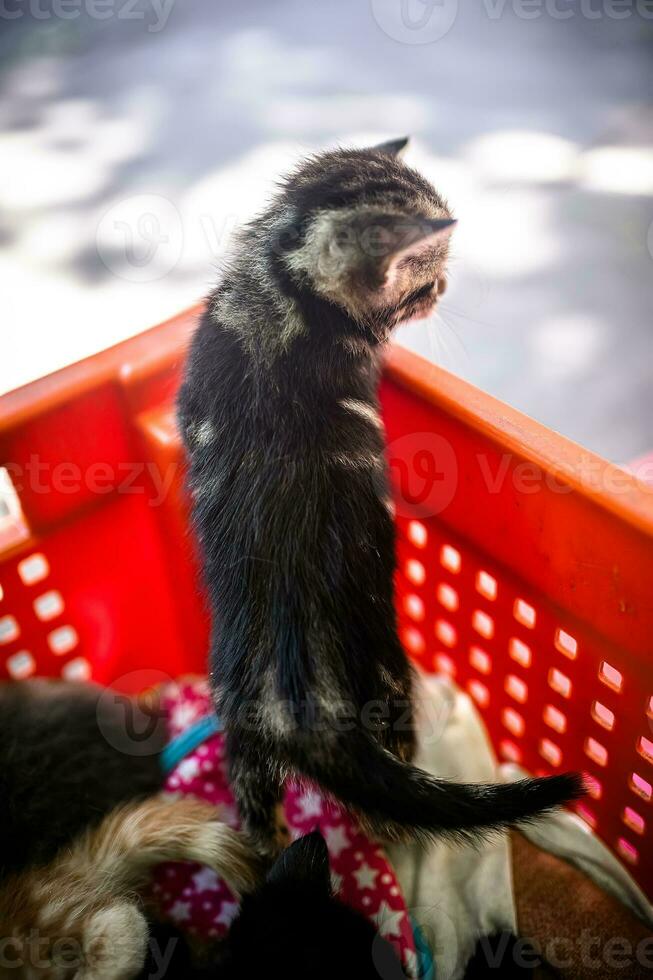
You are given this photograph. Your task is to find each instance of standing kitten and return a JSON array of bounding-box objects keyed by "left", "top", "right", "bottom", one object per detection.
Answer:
[{"left": 178, "top": 138, "right": 582, "bottom": 854}]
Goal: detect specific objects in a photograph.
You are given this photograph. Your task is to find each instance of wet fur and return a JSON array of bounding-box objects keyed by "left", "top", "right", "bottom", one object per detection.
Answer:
[{"left": 178, "top": 140, "right": 582, "bottom": 855}]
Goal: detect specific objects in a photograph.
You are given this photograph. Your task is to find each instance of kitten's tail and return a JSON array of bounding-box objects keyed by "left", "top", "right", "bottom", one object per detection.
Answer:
[
  {"left": 287, "top": 731, "right": 583, "bottom": 844},
  {"left": 78, "top": 794, "right": 262, "bottom": 898}
]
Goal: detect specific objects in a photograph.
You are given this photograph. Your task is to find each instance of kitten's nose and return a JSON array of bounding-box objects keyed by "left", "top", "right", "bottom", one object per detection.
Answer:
[{"left": 437, "top": 276, "right": 448, "bottom": 296}]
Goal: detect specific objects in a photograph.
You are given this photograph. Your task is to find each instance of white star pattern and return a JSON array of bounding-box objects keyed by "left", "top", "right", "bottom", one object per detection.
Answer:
[
  {"left": 403, "top": 948, "right": 419, "bottom": 980},
  {"left": 154, "top": 683, "right": 418, "bottom": 967},
  {"left": 324, "top": 824, "right": 349, "bottom": 858},
  {"left": 374, "top": 901, "right": 404, "bottom": 939},
  {"left": 171, "top": 702, "right": 200, "bottom": 731},
  {"left": 192, "top": 867, "right": 220, "bottom": 892},
  {"left": 216, "top": 901, "right": 239, "bottom": 928},
  {"left": 169, "top": 901, "right": 191, "bottom": 923},
  {"left": 353, "top": 862, "right": 379, "bottom": 891},
  {"left": 176, "top": 756, "right": 201, "bottom": 782},
  {"left": 295, "top": 789, "right": 323, "bottom": 821}
]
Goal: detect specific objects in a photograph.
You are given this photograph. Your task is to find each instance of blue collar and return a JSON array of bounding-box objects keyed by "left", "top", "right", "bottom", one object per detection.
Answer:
[{"left": 160, "top": 712, "right": 222, "bottom": 774}]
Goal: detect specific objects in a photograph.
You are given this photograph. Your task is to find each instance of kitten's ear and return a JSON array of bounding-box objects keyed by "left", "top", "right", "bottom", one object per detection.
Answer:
[
  {"left": 266, "top": 832, "right": 332, "bottom": 895},
  {"left": 381, "top": 216, "right": 456, "bottom": 284},
  {"left": 373, "top": 136, "right": 410, "bottom": 158}
]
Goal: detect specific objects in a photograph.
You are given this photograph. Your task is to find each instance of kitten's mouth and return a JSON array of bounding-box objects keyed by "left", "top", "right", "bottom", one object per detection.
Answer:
[{"left": 394, "top": 281, "right": 438, "bottom": 325}]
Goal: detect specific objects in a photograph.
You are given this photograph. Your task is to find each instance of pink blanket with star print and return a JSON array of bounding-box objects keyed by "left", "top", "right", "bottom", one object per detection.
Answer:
[{"left": 150, "top": 679, "right": 417, "bottom": 972}]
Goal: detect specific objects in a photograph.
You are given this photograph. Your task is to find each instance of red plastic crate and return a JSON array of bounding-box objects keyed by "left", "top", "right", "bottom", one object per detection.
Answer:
[{"left": 1, "top": 306, "right": 652, "bottom": 896}]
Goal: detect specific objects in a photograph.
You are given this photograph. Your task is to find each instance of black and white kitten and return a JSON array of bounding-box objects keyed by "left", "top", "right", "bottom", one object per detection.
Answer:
[{"left": 178, "top": 138, "right": 582, "bottom": 854}]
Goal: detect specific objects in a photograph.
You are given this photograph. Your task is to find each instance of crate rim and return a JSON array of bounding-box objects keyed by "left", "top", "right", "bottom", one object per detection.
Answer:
[{"left": 1, "top": 304, "right": 651, "bottom": 542}]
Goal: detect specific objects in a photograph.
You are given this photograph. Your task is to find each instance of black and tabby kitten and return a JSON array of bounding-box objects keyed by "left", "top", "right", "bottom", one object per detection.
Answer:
[
  {"left": 178, "top": 138, "right": 582, "bottom": 855},
  {"left": 0, "top": 679, "right": 165, "bottom": 878}
]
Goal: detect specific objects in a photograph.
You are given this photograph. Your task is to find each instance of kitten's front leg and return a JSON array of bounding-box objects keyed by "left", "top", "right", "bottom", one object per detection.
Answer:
[{"left": 227, "top": 732, "right": 288, "bottom": 861}]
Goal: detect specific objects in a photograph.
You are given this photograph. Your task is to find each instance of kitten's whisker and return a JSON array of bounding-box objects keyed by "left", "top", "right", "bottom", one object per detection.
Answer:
[{"left": 438, "top": 302, "right": 495, "bottom": 331}]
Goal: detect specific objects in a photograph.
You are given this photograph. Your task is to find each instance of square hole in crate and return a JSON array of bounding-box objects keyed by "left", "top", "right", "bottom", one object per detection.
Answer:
[
  {"left": 0, "top": 468, "right": 29, "bottom": 551},
  {"left": 476, "top": 570, "right": 498, "bottom": 601},
  {"left": 62, "top": 657, "right": 91, "bottom": 682},
  {"left": 407, "top": 521, "right": 427, "bottom": 549},
  {"left": 554, "top": 628, "right": 578, "bottom": 660},
  {"left": 630, "top": 772, "right": 652, "bottom": 803},
  {"left": 435, "top": 620, "right": 457, "bottom": 648},
  {"left": 591, "top": 700, "right": 615, "bottom": 731},
  {"left": 467, "top": 679, "right": 489, "bottom": 708},
  {"left": 576, "top": 804, "right": 597, "bottom": 829},
  {"left": 48, "top": 625, "right": 78, "bottom": 656},
  {"left": 440, "top": 544, "right": 461, "bottom": 574},
  {"left": 584, "top": 774, "right": 602, "bottom": 800},
  {"left": 548, "top": 667, "right": 572, "bottom": 699},
  {"left": 543, "top": 704, "right": 567, "bottom": 734},
  {"left": 509, "top": 637, "right": 532, "bottom": 669},
  {"left": 0, "top": 615, "right": 19, "bottom": 646},
  {"left": 469, "top": 646, "right": 491, "bottom": 675},
  {"left": 637, "top": 736, "right": 653, "bottom": 765},
  {"left": 599, "top": 661, "right": 623, "bottom": 693},
  {"left": 6, "top": 650, "right": 35, "bottom": 679},
  {"left": 505, "top": 674, "right": 528, "bottom": 704},
  {"left": 435, "top": 653, "right": 456, "bottom": 677},
  {"left": 513, "top": 598, "right": 536, "bottom": 629},
  {"left": 502, "top": 707, "right": 525, "bottom": 738},
  {"left": 436, "top": 583, "right": 458, "bottom": 612},
  {"left": 34, "top": 590, "right": 64, "bottom": 622},
  {"left": 472, "top": 609, "right": 494, "bottom": 640},
  {"left": 539, "top": 738, "right": 562, "bottom": 767},
  {"left": 623, "top": 807, "right": 645, "bottom": 836},
  {"left": 617, "top": 838, "right": 638, "bottom": 866},
  {"left": 405, "top": 559, "right": 426, "bottom": 586},
  {"left": 585, "top": 737, "right": 608, "bottom": 767},
  {"left": 18, "top": 553, "right": 50, "bottom": 586},
  {"left": 500, "top": 740, "right": 522, "bottom": 763},
  {"left": 401, "top": 626, "right": 425, "bottom": 656},
  {"left": 403, "top": 594, "right": 425, "bottom": 622}
]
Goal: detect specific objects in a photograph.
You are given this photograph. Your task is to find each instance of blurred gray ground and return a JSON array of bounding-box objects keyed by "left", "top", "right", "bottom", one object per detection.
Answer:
[{"left": 1, "top": 0, "right": 652, "bottom": 461}]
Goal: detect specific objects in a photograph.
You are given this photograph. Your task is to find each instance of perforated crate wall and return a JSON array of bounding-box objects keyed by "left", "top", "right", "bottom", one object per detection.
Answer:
[{"left": 1, "top": 309, "right": 652, "bottom": 899}]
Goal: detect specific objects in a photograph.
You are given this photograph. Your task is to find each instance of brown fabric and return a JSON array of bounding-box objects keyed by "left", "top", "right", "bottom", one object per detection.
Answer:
[{"left": 511, "top": 832, "right": 653, "bottom": 978}]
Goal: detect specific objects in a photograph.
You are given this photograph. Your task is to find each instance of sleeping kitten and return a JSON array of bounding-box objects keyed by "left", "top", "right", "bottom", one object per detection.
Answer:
[
  {"left": 178, "top": 138, "right": 582, "bottom": 855},
  {"left": 0, "top": 679, "right": 165, "bottom": 879},
  {"left": 211, "top": 832, "right": 403, "bottom": 980},
  {"left": 1, "top": 795, "right": 260, "bottom": 980}
]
